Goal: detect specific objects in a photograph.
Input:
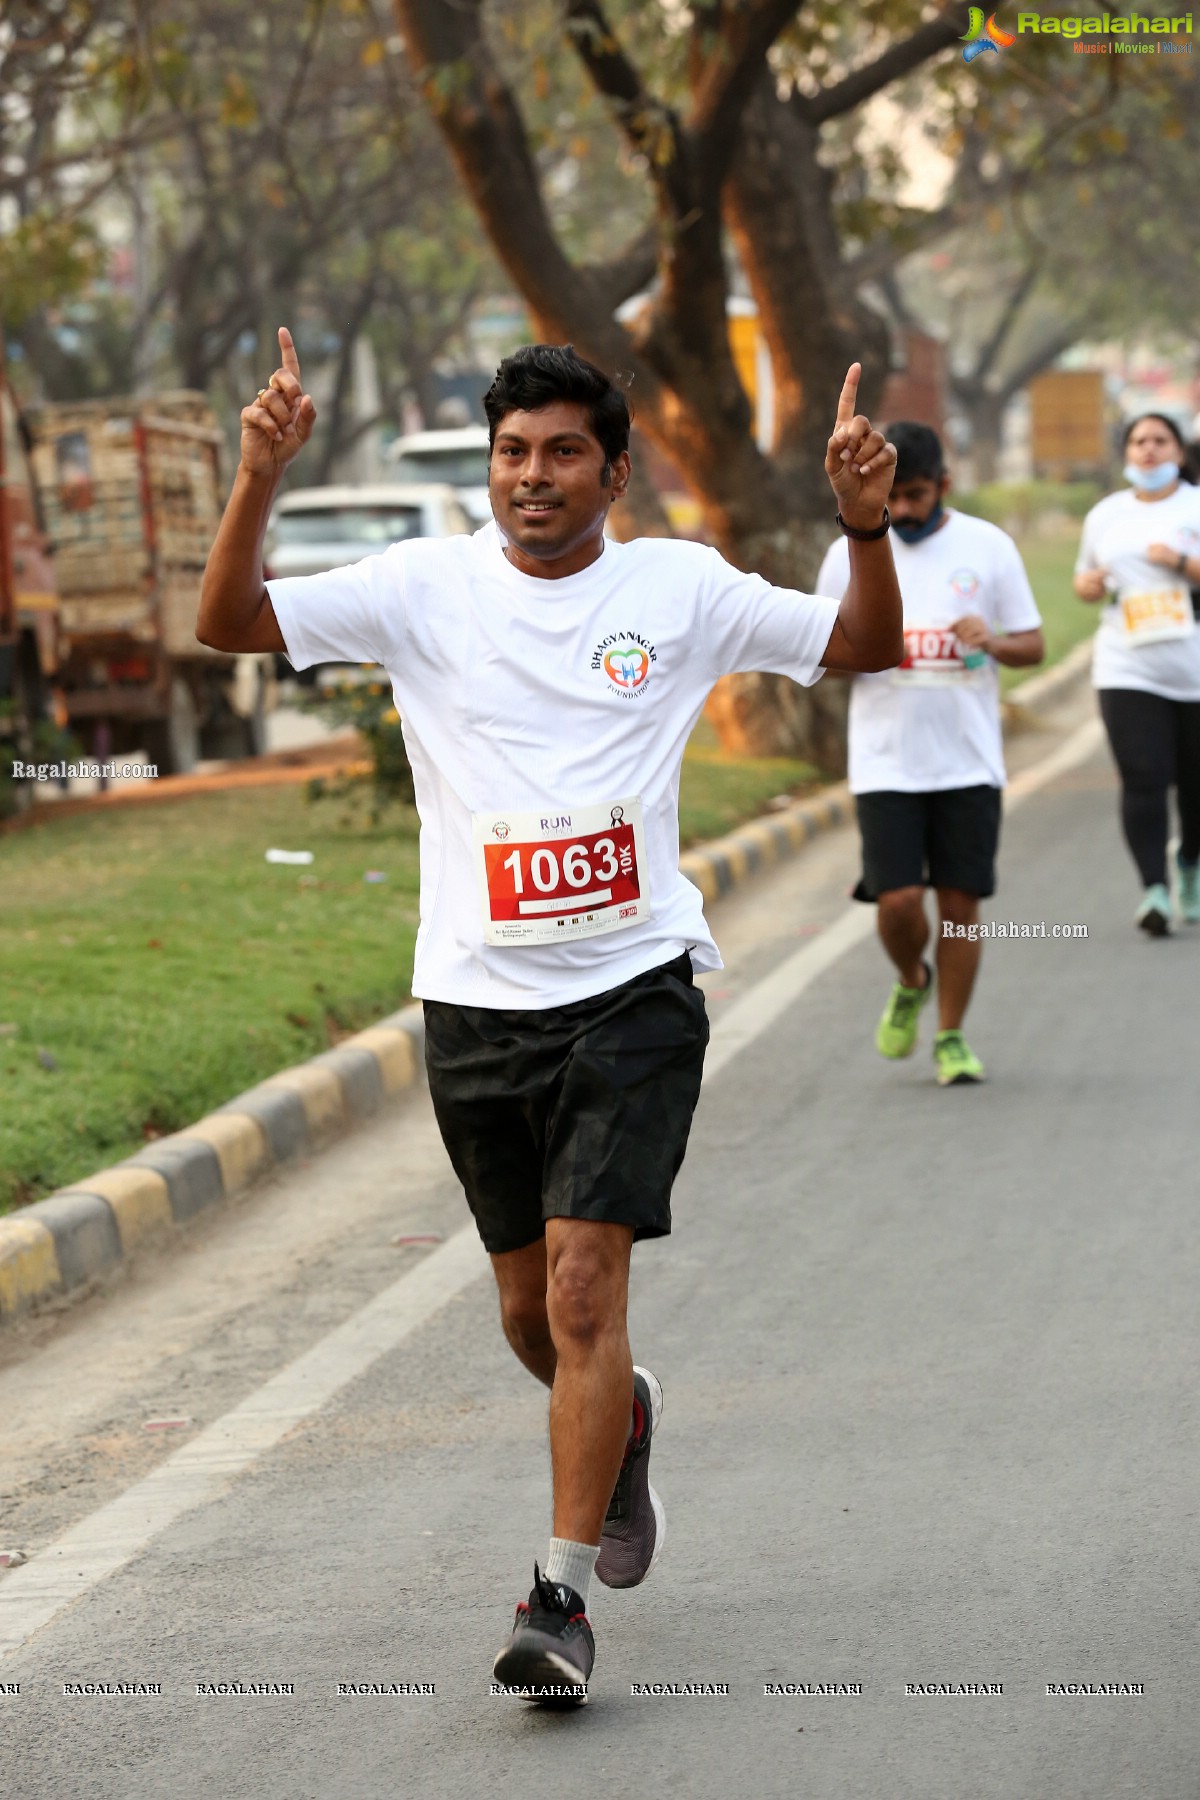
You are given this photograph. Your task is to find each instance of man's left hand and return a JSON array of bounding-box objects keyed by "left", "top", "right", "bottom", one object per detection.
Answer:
[{"left": 825, "top": 362, "right": 897, "bottom": 527}]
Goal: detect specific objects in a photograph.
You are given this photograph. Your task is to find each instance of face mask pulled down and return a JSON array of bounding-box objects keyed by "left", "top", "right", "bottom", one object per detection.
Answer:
[
  {"left": 892, "top": 500, "right": 945, "bottom": 545},
  {"left": 1124, "top": 461, "right": 1180, "bottom": 494}
]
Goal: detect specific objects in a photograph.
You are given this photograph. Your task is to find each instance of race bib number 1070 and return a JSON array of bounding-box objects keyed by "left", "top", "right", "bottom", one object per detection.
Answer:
[
  {"left": 891, "top": 625, "right": 984, "bottom": 687},
  {"left": 473, "top": 797, "right": 651, "bottom": 945}
]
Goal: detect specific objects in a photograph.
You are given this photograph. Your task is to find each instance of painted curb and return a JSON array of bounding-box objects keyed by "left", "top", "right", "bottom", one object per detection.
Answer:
[
  {"left": 0, "top": 1006, "right": 427, "bottom": 1323},
  {"left": 0, "top": 644, "right": 1095, "bottom": 1323}
]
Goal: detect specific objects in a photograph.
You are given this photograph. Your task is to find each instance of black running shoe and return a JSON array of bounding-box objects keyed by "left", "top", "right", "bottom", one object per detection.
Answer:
[
  {"left": 492, "top": 1565, "right": 594, "bottom": 1704},
  {"left": 595, "top": 1366, "right": 665, "bottom": 1589}
]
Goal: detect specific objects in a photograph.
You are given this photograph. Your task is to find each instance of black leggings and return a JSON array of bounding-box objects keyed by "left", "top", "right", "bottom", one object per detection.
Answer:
[{"left": 1098, "top": 687, "right": 1200, "bottom": 887}]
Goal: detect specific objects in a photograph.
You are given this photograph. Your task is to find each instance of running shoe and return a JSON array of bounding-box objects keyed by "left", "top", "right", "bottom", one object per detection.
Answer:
[
  {"left": 595, "top": 1366, "right": 665, "bottom": 1589},
  {"left": 875, "top": 960, "right": 933, "bottom": 1059},
  {"left": 933, "top": 1029, "right": 985, "bottom": 1086},
  {"left": 1177, "top": 853, "right": 1200, "bottom": 925},
  {"left": 1136, "top": 883, "right": 1171, "bottom": 938},
  {"left": 493, "top": 1565, "right": 593, "bottom": 1704}
]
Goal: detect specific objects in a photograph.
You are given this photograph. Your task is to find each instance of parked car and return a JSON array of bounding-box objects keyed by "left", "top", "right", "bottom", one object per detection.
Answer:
[
  {"left": 384, "top": 426, "right": 491, "bottom": 527},
  {"left": 265, "top": 482, "right": 474, "bottom": 683}
]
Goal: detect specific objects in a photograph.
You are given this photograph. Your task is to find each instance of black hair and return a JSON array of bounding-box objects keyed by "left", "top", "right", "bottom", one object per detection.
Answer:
[
  {"left": 1122, "top": 412, "right": 1197, "bottom": 483},
  {"left": 884, "top": 420, "right": 945, "bottom": 486},
  {"left": 483, "top": 343, "right": 630, "bottom": 481}
]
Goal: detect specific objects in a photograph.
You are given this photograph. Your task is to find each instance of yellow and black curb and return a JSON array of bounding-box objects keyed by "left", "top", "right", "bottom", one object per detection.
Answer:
[
  {"left": 0, "top": 782, "right": 851, "bottom": 1326},
  {"left": 0, "top": 642, "right": 1094, "bottom": 1326},
  {"left": 0, "top": 1010, "right": 426, "bottom": 1325}
]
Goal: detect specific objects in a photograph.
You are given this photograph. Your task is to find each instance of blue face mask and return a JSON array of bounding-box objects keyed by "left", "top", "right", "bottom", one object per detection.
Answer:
[
  {"left": 1124, "top": 461, "right": 1179, "bottom": 494},
  {"left": 892, "top": 499, "right": 945, "bottom": 545}
]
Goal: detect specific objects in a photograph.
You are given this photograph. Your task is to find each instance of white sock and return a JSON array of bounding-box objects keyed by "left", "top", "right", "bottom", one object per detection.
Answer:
[{"left": 544, "top": 1538, "right": 600, "bottom": 1607}]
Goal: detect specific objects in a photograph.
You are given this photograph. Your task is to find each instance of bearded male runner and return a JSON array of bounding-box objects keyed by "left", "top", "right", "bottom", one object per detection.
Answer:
[{"left": 198, "top": 329, "right": 901, "bottom": 1702}]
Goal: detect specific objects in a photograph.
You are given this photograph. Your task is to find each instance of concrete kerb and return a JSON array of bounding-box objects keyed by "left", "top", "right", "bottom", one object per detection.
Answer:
[
  {"left": 0, "top": 1006, "right": 428, "bottom": 1324},
  {"left": 0, "top": 639, "right": 1097, "bottom": 1325}
]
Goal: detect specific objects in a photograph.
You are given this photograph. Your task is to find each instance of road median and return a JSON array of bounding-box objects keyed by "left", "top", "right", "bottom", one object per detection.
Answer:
[{"left": 0, "top": 638, "right": 1096, "bottom": 1324}]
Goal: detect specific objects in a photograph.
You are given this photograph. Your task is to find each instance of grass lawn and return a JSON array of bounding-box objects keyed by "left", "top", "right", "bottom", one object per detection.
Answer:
[
  {"left": 1002, "top": 527, "right": 1096, "bottom": 695},
  {"left": 0, "top": 537, "right": 1091, "bottom": 1217},
  {"left": 0, "top": 729, "right": 814, "bottom": 1214}
]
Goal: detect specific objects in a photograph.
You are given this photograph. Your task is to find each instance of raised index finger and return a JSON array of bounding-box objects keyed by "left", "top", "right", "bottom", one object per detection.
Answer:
[
  {"left": 277, "top": 325, "right": 301, "bottom": 382},
  {"left": 836, "top": 362, "right": 861, "bottom": 427}
]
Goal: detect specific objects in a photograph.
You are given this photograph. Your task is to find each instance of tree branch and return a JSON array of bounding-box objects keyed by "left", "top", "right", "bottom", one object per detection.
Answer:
[
  {"left": 806, "top": 3, "right": 972, "bottom": 125},
  {"left": 969, "top": 262, "right": 1039, "bottom": 385},
  {"left": 994, "top": 321, "right": 1087, "bottom": 404},
  {"left": 688, "top": 0, "right": 803, "bottom": 183},
  {"left": 394, "top": 0, "right": 650, "bottom": 370},
  {"left": 563, "top": 1, "right": 689, "bottom": 213},
  {"left": 581, "top": 219, "right": 659, "bottom": 314}
]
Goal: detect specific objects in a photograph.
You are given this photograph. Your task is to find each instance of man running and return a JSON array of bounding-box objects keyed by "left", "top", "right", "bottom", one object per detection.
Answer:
[
  {"left": 198, "top": 330, "right": 901, "bottom": 1701},
  {"left": 816, "top": 422, "right": 1044, "bottom": 1086}
]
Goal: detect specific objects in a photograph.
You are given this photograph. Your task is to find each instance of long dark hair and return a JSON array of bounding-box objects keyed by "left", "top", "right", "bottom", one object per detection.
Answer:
[{"left": 1122, "top": 412, "right": 1198, "bottom": 484}]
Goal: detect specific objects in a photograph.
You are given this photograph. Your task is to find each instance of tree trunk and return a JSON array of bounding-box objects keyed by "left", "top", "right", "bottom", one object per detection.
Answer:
[
  {"left": 607, "top": 428, "right": 675, "bottom": 541},
  {"left": 953, "top": 384, "right": 1006, "bottom": 485},
  {"left": 393, "top": 0, "right": 894, "bottom": 766}
]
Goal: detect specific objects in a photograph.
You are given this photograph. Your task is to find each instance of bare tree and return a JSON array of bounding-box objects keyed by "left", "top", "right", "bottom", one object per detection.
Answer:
[{"left": 391, "top": 1, "right": 977, "bottom": 765}]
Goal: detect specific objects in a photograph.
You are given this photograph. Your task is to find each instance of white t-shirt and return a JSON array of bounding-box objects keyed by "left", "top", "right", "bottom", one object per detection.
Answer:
[
  {"left": 269, "top": 524, "right": 840, "bottom": 1008},
  {"left": 1075, "top": 484, "right": 1200, "bottom": 700},
  {"left": 815, "top": 510, "right": 1041, "bottom": 795}
]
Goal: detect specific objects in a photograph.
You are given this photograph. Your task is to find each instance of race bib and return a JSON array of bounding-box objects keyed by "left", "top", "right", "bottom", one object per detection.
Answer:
[
  {"left": 891, "top": 626, "right": 986, "bottom": 687},
  {"left": 1117, "top": 585, "right": 1194, "bottom": 646},
  {"left": 473, "top": 797, "right": 650, "bottom": 945}
]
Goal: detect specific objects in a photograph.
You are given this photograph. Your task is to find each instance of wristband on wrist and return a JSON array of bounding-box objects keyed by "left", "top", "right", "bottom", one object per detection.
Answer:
[
  {"left": 1178, "top": 551, "right": 1189, "bottom": 575},
  {"left": 836, "top": 507, "right": 891, "bottom": 541}
]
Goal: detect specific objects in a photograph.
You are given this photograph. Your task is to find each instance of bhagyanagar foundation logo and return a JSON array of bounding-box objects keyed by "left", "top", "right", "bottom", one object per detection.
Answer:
[
  {"left": 592, "top": 631, "right": 657, "bottom": 697},
  {"left": 963, "top": 9, "right": 1194, "bottom": 59}
]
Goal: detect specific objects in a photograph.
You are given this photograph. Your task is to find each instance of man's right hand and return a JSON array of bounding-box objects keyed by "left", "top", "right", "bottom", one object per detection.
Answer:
[
  {"left": 1073, "top": 567, "right": 1110, "bottom": 603},
  {"left": 240, "top": 326, "right": 316, "bottom": 475}
]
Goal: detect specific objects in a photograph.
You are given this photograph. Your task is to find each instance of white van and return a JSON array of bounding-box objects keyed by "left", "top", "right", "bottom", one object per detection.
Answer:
[{"left": 385, "top": 426, "right": 491, "bottom": 526}]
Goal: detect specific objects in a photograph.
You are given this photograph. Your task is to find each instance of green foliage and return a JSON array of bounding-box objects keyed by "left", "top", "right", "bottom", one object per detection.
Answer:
[
  {"left": 0, "top": 214, "right": 102, "bottom": 328},
  {"left": 0, "top": 713, "right": 81, "bottom": 822},
  {"left": 1000, "top": 528, "right": 1099, "bottom": 697},
  {"left": 301, "top": 680, "right": 414, "bottom": 822},
  {"left": 955, "top": 482, "right": 1103, "bottom": 534},
  {"left": 0, "top": 728, "right": 824, "bottom": 1212},
  {"left": 0, "top": 785, "right": 422, "bottom": 1213}
]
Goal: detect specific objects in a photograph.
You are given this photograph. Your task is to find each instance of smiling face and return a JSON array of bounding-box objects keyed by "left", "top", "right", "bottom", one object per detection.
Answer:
[{"left": 488, "top": 400, "right": 631, "bottom": 579}]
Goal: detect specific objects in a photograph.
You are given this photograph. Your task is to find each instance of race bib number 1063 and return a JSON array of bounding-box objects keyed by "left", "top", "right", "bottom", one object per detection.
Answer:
[{"left": 473, "top": 797, "right": 651, "bottom": 945}]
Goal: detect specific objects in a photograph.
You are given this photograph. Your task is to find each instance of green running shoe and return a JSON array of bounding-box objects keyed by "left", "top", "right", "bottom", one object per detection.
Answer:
[
  {"left": 875, "top": 961, "right": 933, "bottom": 1059},
  {"left": 1177, "top": 853, "right": 1200, "bottom": 925},
  {"left": 933, "top": 1029, "right": 985, "bottom": 1086},
  {"left": 1136, "top": 882, "right": 1171, "bottom": 937}
]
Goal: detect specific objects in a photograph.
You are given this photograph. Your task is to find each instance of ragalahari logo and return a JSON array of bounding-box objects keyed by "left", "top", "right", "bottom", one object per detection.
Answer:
[{"left": 961, "top": 8, "right": 1018, "bottom": 59}]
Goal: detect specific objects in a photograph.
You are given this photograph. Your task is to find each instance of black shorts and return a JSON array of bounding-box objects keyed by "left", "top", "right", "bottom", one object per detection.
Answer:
[
  {"left": 853, "top": 785, "right": 1002, "bottom": 901},
  {"left": 422, "top": 953, "right": 710, "bottom": 1256}
]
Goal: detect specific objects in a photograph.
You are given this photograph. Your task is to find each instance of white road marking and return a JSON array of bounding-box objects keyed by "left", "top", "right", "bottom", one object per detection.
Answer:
[
  {"left": 0, "top": 1228, "right": 489, "bottom": 1658},
  {"left": 0, "top": 715, "right": 1104, "bottom": 1660}
]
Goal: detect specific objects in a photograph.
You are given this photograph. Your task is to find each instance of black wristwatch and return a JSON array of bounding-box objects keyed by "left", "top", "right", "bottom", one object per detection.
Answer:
[{"left": 836, "top": 507, "right": 891, "bottom": 541}]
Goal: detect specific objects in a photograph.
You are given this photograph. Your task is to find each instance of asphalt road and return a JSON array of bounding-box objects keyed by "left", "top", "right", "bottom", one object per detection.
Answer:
[{"left": 2, "top": 704, "right": 1198, "bottom": 1799}]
